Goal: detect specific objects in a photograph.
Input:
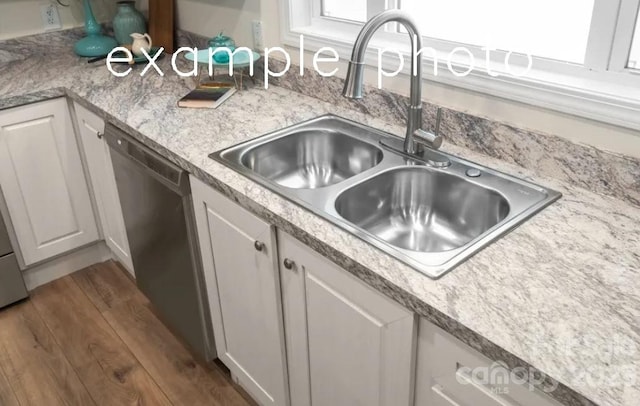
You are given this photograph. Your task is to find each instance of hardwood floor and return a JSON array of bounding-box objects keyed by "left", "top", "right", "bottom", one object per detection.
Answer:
[{"left": 0, "top": 261, "right": 255, "bottom": 406}]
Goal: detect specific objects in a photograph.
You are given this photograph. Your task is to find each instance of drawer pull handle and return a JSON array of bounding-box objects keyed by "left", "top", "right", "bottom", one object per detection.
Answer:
[
  {"left": 431, "top": 384, "right": 462, "bottom": 406},
  {"left": 283, "top": 258, "right": 294, "bottom": 270},
  {"left": 455, "top": 367, "right": 517, "bottom": 406},
  {"left": 254, "top": 241, "right": 265, "bottom": 251},
  {"left": 97, "top": 131, "right": 103, "bottom": 139}
]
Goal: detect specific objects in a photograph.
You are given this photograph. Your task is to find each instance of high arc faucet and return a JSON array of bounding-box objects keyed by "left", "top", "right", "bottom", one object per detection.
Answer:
[{"left": 342, "top": 10, "right": 445, "bottom": 160}]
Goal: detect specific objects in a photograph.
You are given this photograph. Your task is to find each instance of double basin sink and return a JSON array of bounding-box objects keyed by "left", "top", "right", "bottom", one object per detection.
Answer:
[{"left": 211, "top": 115, "right": 561, "bottom": 278}]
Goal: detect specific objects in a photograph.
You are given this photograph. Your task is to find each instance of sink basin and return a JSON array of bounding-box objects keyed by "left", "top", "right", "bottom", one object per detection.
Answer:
[
  {"left": 335, "top": 167, "right": 510, "bottom": 252},
  {"left": 211, "top": 114, "right": 561, "bottom": 278},
  {"left": 240, "top": 129, "right": 382, "bottom": 189}
]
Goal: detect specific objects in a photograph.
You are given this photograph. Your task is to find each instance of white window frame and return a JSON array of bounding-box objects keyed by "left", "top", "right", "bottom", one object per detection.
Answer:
[{"left": 280, "top": 0, "right": 640, "bottom": 131}]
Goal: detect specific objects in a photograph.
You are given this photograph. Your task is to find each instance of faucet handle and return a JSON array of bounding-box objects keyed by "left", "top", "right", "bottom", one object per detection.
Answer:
[
  {"left": 412, "top": 107, "right": 444, "bottom": 150},
  {"left": 434, "top": 107, "right": 442, "bottom": 136},
  {"left": 413, "top": 128, "right": 443, "bottom": 150}
]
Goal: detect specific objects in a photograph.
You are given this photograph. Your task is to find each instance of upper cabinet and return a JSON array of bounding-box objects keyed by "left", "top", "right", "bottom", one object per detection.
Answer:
[
  {"left": 0, "top": 98, "right": 99, "bottom": 266},
  {"left": 73, "top": 102, "right": 134, "bottom": 274},
  {"left": 191, "top": 176, "right": 290, "bottom": 406},
  {"left": 278, "top": 230, "right": 416, "bottom": 406}
]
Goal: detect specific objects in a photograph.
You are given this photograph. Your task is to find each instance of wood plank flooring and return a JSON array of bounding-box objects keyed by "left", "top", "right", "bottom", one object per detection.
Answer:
[{"left": 0, "top": 261, "right": 254, "bottom": 406}]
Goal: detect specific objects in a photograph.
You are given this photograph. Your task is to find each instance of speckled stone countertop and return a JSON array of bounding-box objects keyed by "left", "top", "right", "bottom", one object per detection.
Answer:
[{"left": 1, "top": 30, "right": 639, "bottom": 406}]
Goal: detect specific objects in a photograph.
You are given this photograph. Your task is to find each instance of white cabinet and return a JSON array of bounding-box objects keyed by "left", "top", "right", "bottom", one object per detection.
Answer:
[
  {"left": 73, "top": 102, "right": 133, "bottom": 274},
  {"left": 278, "top": 230, "right": 416, "bottom": 406},
  {"left": 415, "top": 318, "right": 564, "bottom": 406},
  {"left": 191, "top": 176, "right": 289, "bottom": 406},
  {"left": 0, "top": 98, "right": 99, "bottom": 266}
]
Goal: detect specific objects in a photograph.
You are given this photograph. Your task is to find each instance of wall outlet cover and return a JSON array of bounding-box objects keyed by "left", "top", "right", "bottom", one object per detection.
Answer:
[
  {"left": 41, "top": 3, "right": 62, "bottom": 31},
  {"left": 252, "top": 20, "right": 264, "bottom": 51}
]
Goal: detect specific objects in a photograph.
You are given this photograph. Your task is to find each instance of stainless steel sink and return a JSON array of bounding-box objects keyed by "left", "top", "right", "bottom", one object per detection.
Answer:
[
  {"left": 335, "top": 167, "right": 510, "bottom": 253},
  {"left": 211, "top": 115, "right": 561, "bottom": 278},
  {"left": 240, "top": 129, "right": 382, "bottom": 189}
]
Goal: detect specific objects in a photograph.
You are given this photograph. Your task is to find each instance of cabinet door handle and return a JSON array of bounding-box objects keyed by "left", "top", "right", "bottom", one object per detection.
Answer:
[
  {"left": 283, "top": 258, "right": 294, "bottom": 270},
  {"left": 254, "top": 240, "right": 265, "bottom": 251},
  {"left": 97, "top": 131, "right": 103, "bottom": 139}
]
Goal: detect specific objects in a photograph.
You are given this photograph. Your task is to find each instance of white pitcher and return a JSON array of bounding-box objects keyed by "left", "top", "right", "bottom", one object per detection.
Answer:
[{"left": 130, "top": 33, "right": 152, "bottom": 56}]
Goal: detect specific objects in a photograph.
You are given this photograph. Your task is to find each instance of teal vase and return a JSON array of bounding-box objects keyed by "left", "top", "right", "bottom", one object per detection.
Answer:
[
  {"left": 209, "top": 32, "right": 236, "bottom": 63},
  {"left": 113, "top": 1, "right": 146, "bottom": 46},
  {"left": 74, "top": 0, "right": 118, "bottom": 57}
]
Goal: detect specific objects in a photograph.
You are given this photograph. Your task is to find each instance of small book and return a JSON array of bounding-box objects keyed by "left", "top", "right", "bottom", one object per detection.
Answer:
[{"left": 177, "top": 82, "right": 237, "bottom": 109}]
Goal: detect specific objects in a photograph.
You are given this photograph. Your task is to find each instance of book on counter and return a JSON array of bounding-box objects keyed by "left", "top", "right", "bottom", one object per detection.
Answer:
[{"left": 177, "top": 82, "right": 237, "bottom": 109}]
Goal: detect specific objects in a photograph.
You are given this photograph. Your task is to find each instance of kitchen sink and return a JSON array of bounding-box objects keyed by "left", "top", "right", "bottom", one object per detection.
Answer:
[
  {"left": 211, "top": 115, "right": 561, "bottom": 278},
  {"left": 240, "top": 129, "right": 382, "bottom": 189},
  {"left": 335, "top": 167, "right": 510, "bottom": 253}
]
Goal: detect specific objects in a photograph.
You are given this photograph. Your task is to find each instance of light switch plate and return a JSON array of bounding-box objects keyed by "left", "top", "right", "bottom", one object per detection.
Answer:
[
  {"left": 41, "top": 3, "right": 62, "bottom": 31},
  {"left": 252, "top": 20, "right": 264, "bottom": 51}
]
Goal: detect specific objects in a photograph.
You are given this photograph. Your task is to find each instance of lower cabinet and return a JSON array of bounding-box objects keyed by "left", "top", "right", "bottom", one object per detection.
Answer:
[
  {"left": 278, "top": 230, "right": 417, "bottom": 406},
  {"left": 190, "top": 175, "right": 560, "bottom": 406},
  {"left": 191, "top": 175, "right": 416, "bottom": 406},
  {"left": 73, "top": 102, "right": 134, "bottom": 274},
  {"left": 415, "top": 318, "right": 564, "bottom": 406},
  {"left": 191, "top": 176, "right": 289, "bottom": 406},
  {"left": 0, "top": 98, "right": 99, "bottom": 266}
]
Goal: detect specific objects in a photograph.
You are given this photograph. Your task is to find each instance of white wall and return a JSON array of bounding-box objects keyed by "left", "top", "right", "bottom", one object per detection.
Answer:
[
  {"left": 0, "top": 0, "right": 147, "bottom": 40},
  {"left": 176, "top": 0, "right": 278, "bottom": 47},
  {"left": 176, "top": 0, "right": 640, "bottom": 158}
]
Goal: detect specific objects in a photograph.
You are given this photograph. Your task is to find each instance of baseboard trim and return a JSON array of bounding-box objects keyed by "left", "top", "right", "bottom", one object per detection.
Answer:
[{"left": 22, "top": 242, "right": 111, "bottom": 291}]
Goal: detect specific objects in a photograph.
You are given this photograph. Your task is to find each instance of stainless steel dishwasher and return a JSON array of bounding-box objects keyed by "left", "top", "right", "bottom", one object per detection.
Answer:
[
  {"left": 104, "top": 124, "right": 215, "bottom": 361},
  {"left": 0, "top": 212, "right": 27, "bottom": 308}
]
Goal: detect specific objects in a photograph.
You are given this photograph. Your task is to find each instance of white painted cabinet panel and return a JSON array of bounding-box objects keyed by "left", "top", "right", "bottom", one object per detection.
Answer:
[
  {"left": 73, "top": 102, "right": 133, "bottom": 274},
  {"left": 191, "top": 176, "right": 289, "bottom": 406},
  {"left": 278, "top": 230, "right": 416, "bottom": 406},
  {"left": 0, "top": 98, "right": 99, "bottom": 266},
  {"left": 415, "top": 318, "right": 564, "bottom": 406}
]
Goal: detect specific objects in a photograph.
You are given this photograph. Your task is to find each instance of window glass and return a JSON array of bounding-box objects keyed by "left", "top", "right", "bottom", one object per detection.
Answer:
[
  {"left": 629, "top": 14, "right": 640, "bottom": 69},
  {"left": 398, "top": 0, "right": 595, "bottom": 63},
  {"left": 322, "top": 0, "right": 367, "bottom": 22}
]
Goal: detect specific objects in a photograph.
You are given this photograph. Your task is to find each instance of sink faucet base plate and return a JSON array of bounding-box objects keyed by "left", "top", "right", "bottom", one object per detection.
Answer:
[{"left": 380, "top": 137, "right": 451, "bottom": 168}]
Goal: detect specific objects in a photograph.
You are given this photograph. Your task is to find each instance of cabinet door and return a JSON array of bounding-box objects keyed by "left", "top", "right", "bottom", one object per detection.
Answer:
[
  {"left": 278, "top": 230, "right": 416, "bottom": 406},
  {"left": 73, "top": 102, "right": 134, "bottom": 274},
  {"left": 191, "top": 177, "right": 289, "bottom": 406},
  {"left": 0, "top": 99, "right": 99, "bottom": 266}
]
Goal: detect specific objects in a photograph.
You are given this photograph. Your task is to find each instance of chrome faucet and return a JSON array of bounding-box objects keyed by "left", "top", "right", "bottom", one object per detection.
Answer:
[{"left": 343, "top": 10, "right": 444, "bottom": 155}]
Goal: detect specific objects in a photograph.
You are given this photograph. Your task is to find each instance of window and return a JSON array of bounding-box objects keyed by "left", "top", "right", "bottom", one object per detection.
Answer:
[
  {"left": 283, "top": 0, "right": 640, "bottom": 130},
  {"left": 322, "top": 0, "right": 367, "bottom": 22},
  {"left": 629, "top": 13, "right": 640, "bottom": 68},
  {"left": 397, "top": 0, "right": 594, "bottom": 63}
]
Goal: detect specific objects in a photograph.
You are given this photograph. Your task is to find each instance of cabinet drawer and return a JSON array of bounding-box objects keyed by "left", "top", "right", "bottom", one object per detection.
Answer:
[
  {"left": 419, "top": 319, "right": 563, "bottom": 406},
  {"left": 430, "top": 384, "right": 465, "bottom": 406},
  {"left": 433, "top": 368, "right": 523, "bottom": 406}
]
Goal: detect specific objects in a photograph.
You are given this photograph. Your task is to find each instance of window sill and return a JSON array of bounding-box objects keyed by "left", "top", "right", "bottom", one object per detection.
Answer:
[{"left": 282, "top": 24, "right": 640, "bottom": 132}]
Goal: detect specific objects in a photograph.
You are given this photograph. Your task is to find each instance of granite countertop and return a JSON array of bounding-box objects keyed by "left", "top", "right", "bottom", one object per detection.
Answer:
[{"left": 1, "top": 30, "right": 639, "bottom": 406}]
